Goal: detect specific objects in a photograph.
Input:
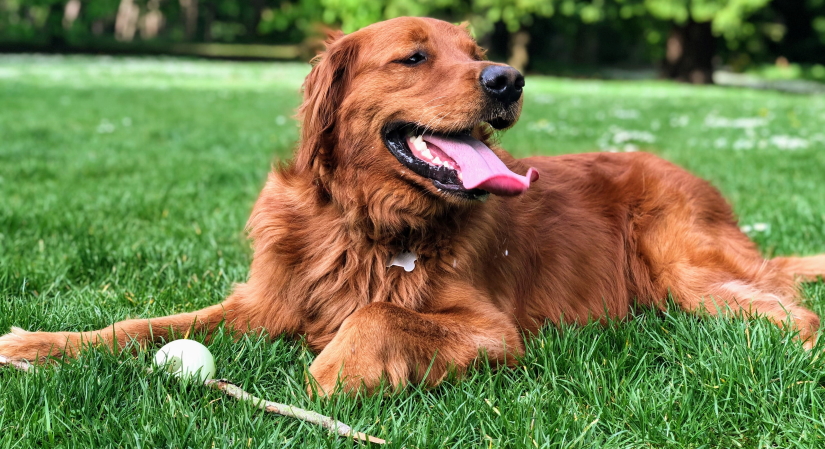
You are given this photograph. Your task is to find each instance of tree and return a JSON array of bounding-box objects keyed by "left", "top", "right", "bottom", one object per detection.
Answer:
[
  {"left": 464, "top": 0, "right": 557, "bottom": 71},
  {"left": 314, "top": 0, "right": 458, "bottom": 32},
  {"left": 748, "top": 0, "right": 825, "bottom": 66},
  {"left": 465, "top": 0, "right": 773, "bottom": 83},
  {"left": 642, "top": 0, "right": 772, "bottom": 82}
]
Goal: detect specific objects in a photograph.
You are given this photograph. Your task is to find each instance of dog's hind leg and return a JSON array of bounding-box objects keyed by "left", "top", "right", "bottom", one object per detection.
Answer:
[
  {"left": 771, "top": 255, "right": 825, "bottom": 283},
  {"left": 638, "top": 219, "right": 820, "bottom": 348},
  {"left": 632, "top": 166, "right": 822, "bottom": 349},
  {"left": 662, "top": 262, "right": 820, "bottom": 349}
]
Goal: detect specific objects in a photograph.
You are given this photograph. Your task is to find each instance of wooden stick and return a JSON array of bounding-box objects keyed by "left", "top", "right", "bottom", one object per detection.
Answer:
[
  {"left": 204, "top": 379, "right": 385, "bottom": 445},
  {"left": 0, "top": 357, "right": 383, "bottom": 444},
  {"left": 0, "top": 355, "right": 34, "bottom": 372}
]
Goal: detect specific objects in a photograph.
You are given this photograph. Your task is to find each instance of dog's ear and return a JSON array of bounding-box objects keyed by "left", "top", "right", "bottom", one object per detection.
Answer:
[{"left": 295, "top": 31, "right": 358, "bottom": 174}]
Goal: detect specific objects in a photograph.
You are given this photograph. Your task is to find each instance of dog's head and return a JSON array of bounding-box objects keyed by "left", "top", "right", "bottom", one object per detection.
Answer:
[{"left": 295, "top": 17, "right": 538, "bottom": 214}]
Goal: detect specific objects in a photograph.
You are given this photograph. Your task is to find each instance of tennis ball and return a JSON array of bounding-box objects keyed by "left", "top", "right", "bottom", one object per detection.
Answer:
[{"left": 154, "top": 339, "right": 216, "bottom": 382}]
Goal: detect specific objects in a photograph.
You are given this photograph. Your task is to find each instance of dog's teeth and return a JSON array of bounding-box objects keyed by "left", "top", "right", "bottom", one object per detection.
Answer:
[
  {"left": 412, "top": 135, "right": 427, "bottom": 152},
  {"left": 432, "top": 156, "right": 442, "bottom": 165},
  {"left": 458, "top": 172, "right": 464, "bottom": 181},
  {"left": 443, "top": 161, "right": 454, "bottom": 170},
  {"left": 421, "top": 148, "right": 433, "bottom": 160}
]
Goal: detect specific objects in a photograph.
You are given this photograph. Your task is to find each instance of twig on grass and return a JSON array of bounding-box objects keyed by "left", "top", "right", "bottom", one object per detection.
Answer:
[
  {"left": 0, "top": 357, "right": 383, "bottom": 444},
  {"left": 204, "top": 379, "right": 386, "bottom": 445},
  {"left": 0, "top": 355, "right": 34, "bottom": 372}
]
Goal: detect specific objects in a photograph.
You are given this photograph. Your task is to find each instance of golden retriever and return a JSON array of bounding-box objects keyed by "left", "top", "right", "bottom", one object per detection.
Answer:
[{"left": 2, "top": 17, "right": 824, "bottom": 395}]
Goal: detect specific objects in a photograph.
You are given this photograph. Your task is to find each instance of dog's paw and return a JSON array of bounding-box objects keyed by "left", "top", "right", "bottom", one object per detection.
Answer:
[{"left": 0, "top": 327, "right": 79, "bottom": 363}]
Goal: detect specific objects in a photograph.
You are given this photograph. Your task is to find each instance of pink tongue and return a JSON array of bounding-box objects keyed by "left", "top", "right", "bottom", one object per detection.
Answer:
[{"left": 422, "top": 134, "right": 539, "bottom": 196}]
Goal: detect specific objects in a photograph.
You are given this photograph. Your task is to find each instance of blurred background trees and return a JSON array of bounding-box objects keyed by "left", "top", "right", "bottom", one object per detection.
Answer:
[{"left": 2, "top": 0, "right": 824, "bottom": 83}]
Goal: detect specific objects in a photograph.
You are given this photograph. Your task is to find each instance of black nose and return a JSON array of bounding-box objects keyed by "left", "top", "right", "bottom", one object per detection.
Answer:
[{"left": 480, "top": 65, "right": 524, "bottom": 106}]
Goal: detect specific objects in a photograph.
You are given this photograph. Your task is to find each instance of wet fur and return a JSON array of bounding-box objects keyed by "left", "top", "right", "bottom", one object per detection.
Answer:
[{"left": 1, "top": 17, "right": 823, "bottom": 395}]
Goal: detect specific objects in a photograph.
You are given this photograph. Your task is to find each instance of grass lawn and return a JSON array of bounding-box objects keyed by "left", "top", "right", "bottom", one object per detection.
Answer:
[{"left": 2, "top": 55, "right": 825, "bottom": 448}]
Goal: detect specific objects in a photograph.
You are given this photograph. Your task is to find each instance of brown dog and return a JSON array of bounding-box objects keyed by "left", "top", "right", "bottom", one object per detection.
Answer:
[{"left": 1, "top": 17, "right": 823, "bottom": 395}]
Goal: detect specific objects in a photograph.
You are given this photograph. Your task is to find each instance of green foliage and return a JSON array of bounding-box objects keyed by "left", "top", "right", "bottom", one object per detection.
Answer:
[
  {"left": 257, "top": 0, "right": 323, "bottom": 37},
  {"left": 318, "top": 0, "right": 458, "bottom": 32},
  {"left": 464, "top": 0, "right": 774, "bottom": 41},
  {"left": 1, "top": 0, "right": 824, "bottom": 82},
  {"left": 471, "top": 0, "right": 557, "bottom": 33},
  {"left": 636, "top": 0, "right": 772, "bottom": 40}
]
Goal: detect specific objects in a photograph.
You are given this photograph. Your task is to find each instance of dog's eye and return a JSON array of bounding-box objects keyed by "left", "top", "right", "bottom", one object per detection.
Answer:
[{"left": 397, "top": 52, "right": 427, "bottom": 66}]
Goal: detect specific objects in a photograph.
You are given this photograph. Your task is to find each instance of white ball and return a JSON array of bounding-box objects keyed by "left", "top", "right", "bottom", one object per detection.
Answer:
[{"left": 154, "top": 339, "right": 216, "bottom": 382}]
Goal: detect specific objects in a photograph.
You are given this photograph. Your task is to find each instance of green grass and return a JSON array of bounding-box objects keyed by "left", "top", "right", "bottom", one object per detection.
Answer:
[{"left": 2, "top": 55, "right": 825, "bottom": 448}]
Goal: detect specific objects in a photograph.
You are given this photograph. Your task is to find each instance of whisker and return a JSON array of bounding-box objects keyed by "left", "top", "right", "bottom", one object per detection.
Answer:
[
  {"left": 421, "top": 96, "right": 447, "bottom": 107},
  {"left": 422, "top": 103, "right": 447, "bottom": 112},
  {"left": 429, "top": 112, "right": 451, "bottom": 134},
  {"left": 421, "top": 111, "right": 450, "bottom": 135}
]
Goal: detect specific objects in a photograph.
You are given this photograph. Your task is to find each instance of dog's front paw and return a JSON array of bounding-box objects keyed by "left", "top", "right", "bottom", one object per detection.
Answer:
[{"left": 0, "top": 327, "right": 80, "bottom": 363}]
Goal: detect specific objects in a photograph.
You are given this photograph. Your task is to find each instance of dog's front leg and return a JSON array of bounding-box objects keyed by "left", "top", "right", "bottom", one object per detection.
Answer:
[
  {"left": 307, "top": 297, "right": 523, "bottom": 396},
  {"left": 0, "top": 292, "right": 252, "bottom": 363}
]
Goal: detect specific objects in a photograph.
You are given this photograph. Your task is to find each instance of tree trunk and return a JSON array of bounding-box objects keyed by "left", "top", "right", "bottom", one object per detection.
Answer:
[
  {"left": 114, "top": 0, "right": 140, "bottom": 42},
  {"left": 179, "top": 0, "right": 198, "bottom": 40},
  {"left": 507, "top": 30, "right": 530, "bottom": 73},
  {"left": 247, "top": 0, "right": 265, "bottom": 39},
  {"left": 62, "top": 0, "right": 81, "bottom": 30},
  {"left": 202, "top": 0, "right": 214, "bottom": 42},
  {"left": 139, "top": 0, "right": 165, "bottom": 40},
  {"left": 661, "top": 18, "right": 715, "bottom": 84}
]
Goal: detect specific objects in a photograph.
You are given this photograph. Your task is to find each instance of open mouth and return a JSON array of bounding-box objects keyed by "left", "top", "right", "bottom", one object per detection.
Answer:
[{"left": 383, "top": 123, "right": 538, "bottom": 199}]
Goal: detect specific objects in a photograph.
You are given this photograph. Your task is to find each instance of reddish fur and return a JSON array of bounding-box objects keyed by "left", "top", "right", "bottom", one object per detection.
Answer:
[{"left": 1, "top": 17, "right": 822, "bottom": 395}]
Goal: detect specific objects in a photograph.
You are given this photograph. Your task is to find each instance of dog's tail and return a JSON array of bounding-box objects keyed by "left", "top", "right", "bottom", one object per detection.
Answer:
[{"left": 772, "top": 255, "right": 825, "bottom": 283}]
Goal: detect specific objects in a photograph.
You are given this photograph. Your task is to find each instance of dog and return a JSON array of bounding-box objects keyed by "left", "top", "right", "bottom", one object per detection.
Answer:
[{"left": 1, "top": 17, "right": 824, "bottom": 395}]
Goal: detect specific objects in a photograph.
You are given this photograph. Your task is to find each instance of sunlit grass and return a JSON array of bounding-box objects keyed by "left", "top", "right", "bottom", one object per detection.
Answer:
[{"left": 2, "top": 55, "right": 825, "bottom": 448}]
